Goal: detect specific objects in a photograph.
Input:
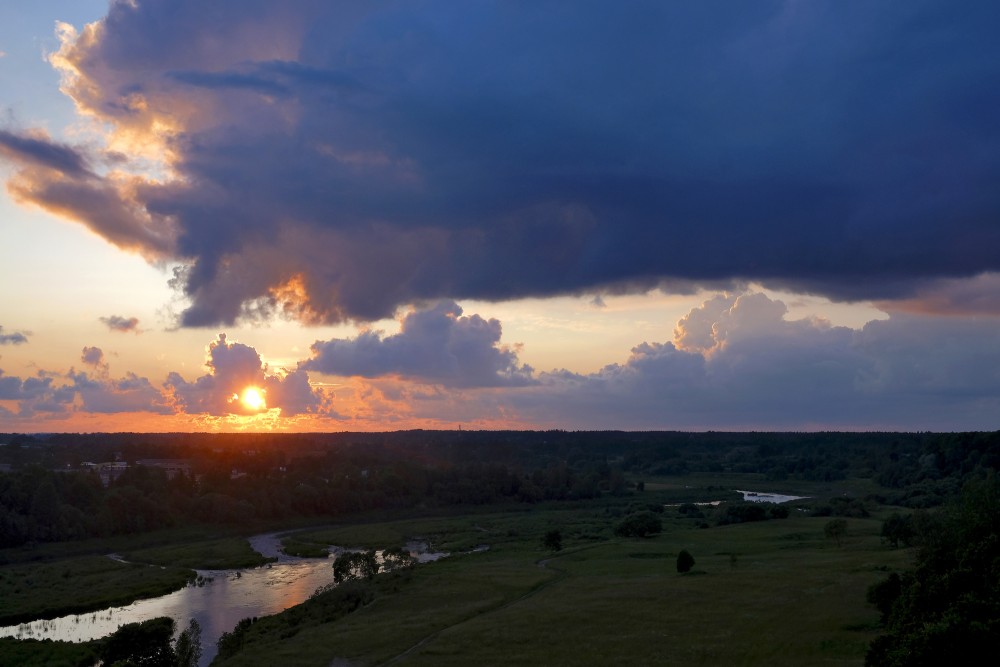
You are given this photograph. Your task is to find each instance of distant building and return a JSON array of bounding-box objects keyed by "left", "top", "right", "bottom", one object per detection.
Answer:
[{"left": 83, "top": 461, "right": 128, "bottom": 486}]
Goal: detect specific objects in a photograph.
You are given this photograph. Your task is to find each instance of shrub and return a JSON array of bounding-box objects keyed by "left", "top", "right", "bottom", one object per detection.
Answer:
[
  {"left": 614, "top": 511, "right": 662, "bottom": 538},
  {"left": 676, "top": 549, "right": 695, "bottom": 573}
]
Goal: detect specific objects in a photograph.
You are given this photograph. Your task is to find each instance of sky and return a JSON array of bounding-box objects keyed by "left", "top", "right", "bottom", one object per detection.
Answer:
[{"left": 1, "top": 0, "right": 999, "bottom": 433}]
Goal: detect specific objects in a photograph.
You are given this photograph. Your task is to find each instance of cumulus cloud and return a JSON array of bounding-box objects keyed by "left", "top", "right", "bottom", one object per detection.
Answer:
[
  {"left": 167, "top": 333, "right": 328, "bottom": 416},
  {"left": 502, "top": 292, "right": 1000, "bottom": 430},
  {"left": 0, "top": 370, "right": 75, "bottom": 416},
  {"left": 69, "top": 369, "right": 173, "bottom": 415},
  {"left": 100, "top": 315, "right": 142, "bottom": 334},
  {"left": 0, "top": 362, "right": 170, "bottom": 417},
  {"left": 81, "top": 346, "right": 107, "bottom": 368},
  {"left": 303, "top": 301, "right": 534, "bottom": 387},
  {"left": 2, "top": 333, "right": 331, "bottom": 422},
  {"left": 0, "top": 326, "right": 29, "bottom": 345},
  {"left": 0, "top": 1, "right": 998, "bottom": 326}
]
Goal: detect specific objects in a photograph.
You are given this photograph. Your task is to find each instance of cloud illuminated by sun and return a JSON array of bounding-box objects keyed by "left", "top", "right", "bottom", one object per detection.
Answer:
[{"left": 240, "top": 386, "right": 266, "bottom": 411}]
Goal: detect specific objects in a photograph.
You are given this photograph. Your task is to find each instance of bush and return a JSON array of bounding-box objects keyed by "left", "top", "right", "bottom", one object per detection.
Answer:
[
  {"left": 543, "top": 529, "right": 562, "bottom": 551},
  {"left": 614, "top": 511, "right": 662, "bottom": 538},
  {"left": 101, "top": 617, "right": 175, "bottom": 667},
  {"left": 676, "top": 549, "right": 695, "bottom": 573}
]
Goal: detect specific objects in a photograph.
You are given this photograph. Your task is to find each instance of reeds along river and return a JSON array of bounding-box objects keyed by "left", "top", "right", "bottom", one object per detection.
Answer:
[{"left": 0, "top": 533, "right": 446, "bottom": 666}]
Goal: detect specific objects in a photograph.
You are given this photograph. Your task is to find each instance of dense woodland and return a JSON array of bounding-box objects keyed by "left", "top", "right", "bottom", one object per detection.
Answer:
[{"left": 1, "top": 430, "right": 997, "bottom": 548}]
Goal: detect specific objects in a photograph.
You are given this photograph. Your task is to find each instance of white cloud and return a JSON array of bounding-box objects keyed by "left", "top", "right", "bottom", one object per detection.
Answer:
[
  {"left": 303, "top": 301, "right": 535, "bottom": 388},
  {"left": 167, "top": 333, "right": 328, "bottom": 416}
]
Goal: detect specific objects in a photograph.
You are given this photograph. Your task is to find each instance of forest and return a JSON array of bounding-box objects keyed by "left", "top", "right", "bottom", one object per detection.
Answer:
[{"left": 2, "top": 430, "right": 994, "bottom": 548}]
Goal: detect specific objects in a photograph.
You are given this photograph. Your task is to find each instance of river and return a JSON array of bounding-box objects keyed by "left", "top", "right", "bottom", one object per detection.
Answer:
[{"left": 0, "top": 532, "right": 445, "bottom": 665}]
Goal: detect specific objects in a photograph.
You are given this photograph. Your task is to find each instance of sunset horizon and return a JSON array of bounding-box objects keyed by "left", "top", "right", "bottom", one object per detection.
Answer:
[{"left": 2, "top": 1, "right": 999, "bottom": 434}]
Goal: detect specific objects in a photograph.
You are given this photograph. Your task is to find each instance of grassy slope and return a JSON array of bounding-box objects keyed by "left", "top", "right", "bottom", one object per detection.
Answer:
[{"left": 213, "top": 500, "right": 912, "bottom": 666}]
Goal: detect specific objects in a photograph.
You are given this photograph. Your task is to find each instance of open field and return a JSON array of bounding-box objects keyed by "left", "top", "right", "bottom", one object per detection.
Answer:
[
  {"left": 214, "top": 495, "right": 913, "bottom": 666},
  {"left": 0, "top": 477, "right": 916, "bottom": 665}
]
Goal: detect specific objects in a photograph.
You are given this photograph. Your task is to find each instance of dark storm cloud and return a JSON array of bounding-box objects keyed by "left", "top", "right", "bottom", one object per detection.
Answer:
[
  {"left": 5, "top": 0, "right": 1000, "bottom": 324},
  {"left": 302, "top": 301, "right": 534, "bottom": 387},
  {"left": 0, "top": 130, "right": 91, "bottom": 177},
  {"left": 0, "top": 326, "right": 29, "bottom": 345},
  {"left": 0, "top": 128, "right": 175, "bottom": 257},
  {"left": 100, "top": 315, "right": 141, "bottom": 334}
]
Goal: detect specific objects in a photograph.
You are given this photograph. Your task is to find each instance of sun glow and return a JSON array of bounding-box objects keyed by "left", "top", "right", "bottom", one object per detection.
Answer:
[{"left": 241, "top": 386, "right": 266, "bottom": 411}]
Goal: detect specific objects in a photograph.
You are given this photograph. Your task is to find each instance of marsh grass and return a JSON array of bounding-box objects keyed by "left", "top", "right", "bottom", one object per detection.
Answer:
[
  {"left": 0, "top": 555, "right": 193, "bottom": 625},
  {"left": 280, "top": 538, "right": 330, "bottom": 558},
  {"left": 0, "top": 532, "right": 271, "bottom": 625},
  {"left": 121, "top": 537, "right": 274, "bottom": 569}
]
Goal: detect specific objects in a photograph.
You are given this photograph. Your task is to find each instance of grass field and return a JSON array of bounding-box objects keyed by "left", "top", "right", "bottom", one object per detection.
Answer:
[
  {"left": 0, "top": 478, "right": 915, "bottom": 665},
  {"left": 214, "top": 496, "right": 913, "bottom": 666}
]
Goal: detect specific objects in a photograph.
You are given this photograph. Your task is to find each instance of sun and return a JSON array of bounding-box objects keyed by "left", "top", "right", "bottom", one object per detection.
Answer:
[{"left": 241, "top": 386, "right": 267, "bottom": 411}]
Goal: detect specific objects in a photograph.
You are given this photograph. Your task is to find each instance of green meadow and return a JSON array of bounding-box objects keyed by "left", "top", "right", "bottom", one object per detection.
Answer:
[
  {"left": 0, "top": 478, "right": 916, "bottom": 666},
  {"left": 211, "top": 491, "right": 912, "bottom": 666}
]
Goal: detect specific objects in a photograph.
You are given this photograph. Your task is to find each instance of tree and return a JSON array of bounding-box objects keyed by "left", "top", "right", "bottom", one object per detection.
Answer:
[
  {"left": 101, "top": 617, "right": 175, "bottom": 667},
  {"left": 880, "top": 513, "right": 914, "bottom": 548},
  {"left": 614, "top": 511, "right": 662, "bottom": 538},
  {"left": 333, "top": 550, "right": 380, "bottom": 583},
  {"left": 333, "top": 552, "right": 355, "bottom": 583},
  {"left": 543, "top": 529, "right": 562, "bottom": 551},
  {"left": 381, "top": 546, "right": 416, "bottom": 572},
  {"left": 216, "top": 617, "right": 256, "bottom": 661},
  {"left": 865, "top": 474, "right": 1000, "bottom": 666},
  {"left": 677, "top": 549, "right": 695, "bottom": 573},
  {"left": 174, "top": 618, "right": 202, "bottom": 667},
  {"left": 824, "top": 518, "right": 848, "bottom": 547}
]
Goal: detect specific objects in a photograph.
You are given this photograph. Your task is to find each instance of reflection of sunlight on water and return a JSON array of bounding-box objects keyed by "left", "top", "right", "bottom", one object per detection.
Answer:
[
  {"left": 0, "top": 536, "right": 449, "bottom": 667},
  {"left": 0, "top": 557, "right": 339, "bottom": 666}
]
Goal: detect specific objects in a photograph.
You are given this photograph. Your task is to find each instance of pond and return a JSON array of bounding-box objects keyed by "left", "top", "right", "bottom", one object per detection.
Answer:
[
  {"left": 736, "top": 490, "right": 809, "bottom": 504},
  {"left": 0, "top": 533, "right": 446, "bottom": 666}
]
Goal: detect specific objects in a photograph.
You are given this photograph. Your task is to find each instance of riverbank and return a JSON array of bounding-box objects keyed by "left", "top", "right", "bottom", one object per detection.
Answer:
[
  {"left": 0, "top": 555, "right": 194, "bottom": 626},
  {"left": 0, "top": 533, "right": 274, "bottom": 627}
]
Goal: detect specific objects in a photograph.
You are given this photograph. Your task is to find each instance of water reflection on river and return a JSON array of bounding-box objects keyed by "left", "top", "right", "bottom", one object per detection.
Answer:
[
  {"left": 0, "top": 533, "right": 446, "bottom": 666},
  {"left": 2, "top": 557, "right": 335, "bottom": 664}
]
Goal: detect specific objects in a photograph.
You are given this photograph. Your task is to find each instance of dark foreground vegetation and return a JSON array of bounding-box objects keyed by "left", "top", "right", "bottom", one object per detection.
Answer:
[{"left": 0, "top": 429, "right": 997, "bottom": 665}]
